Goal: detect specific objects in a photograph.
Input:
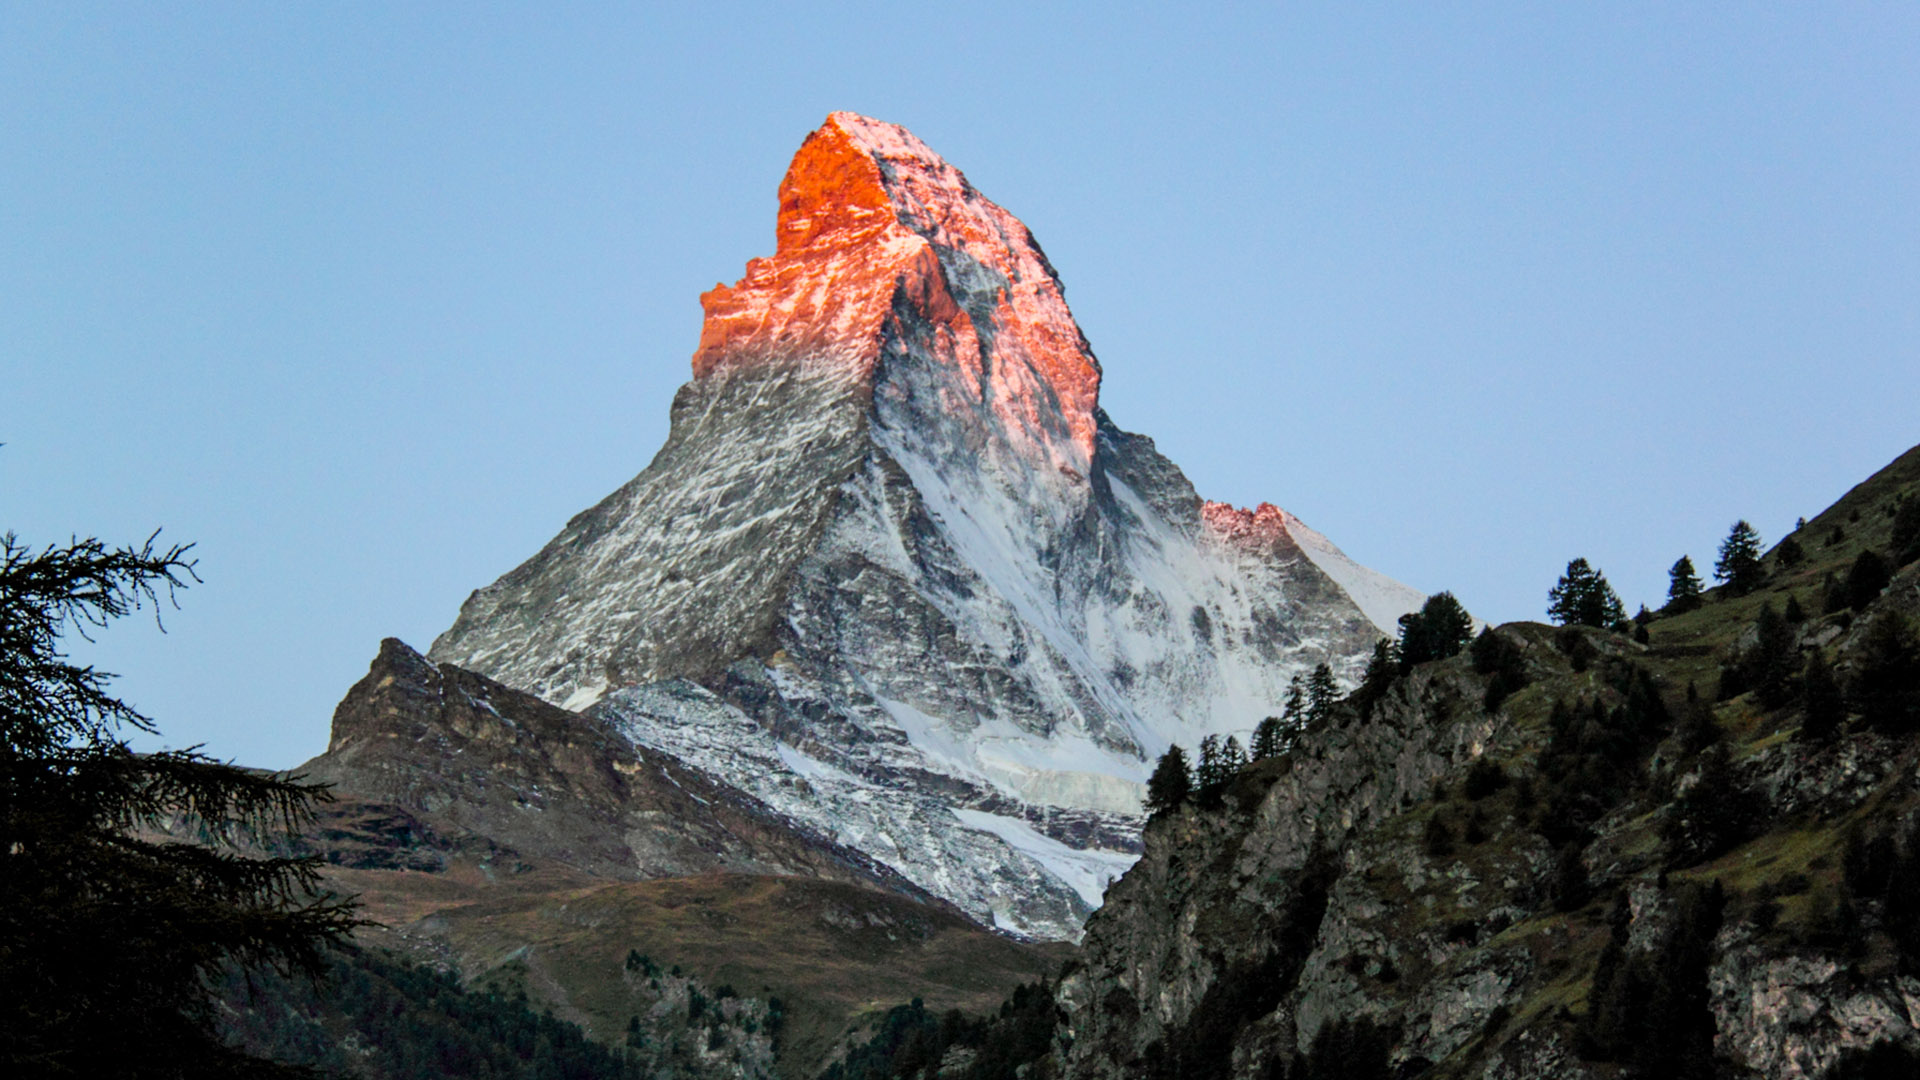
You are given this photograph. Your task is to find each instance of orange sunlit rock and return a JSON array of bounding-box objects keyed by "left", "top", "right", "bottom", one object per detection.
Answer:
[{"left": 690, "top": 112, "right": 1104, "bottom": 465}]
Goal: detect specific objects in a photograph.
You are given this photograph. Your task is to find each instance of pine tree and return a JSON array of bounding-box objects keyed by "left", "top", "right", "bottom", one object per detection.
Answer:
[
  {"left": 1220, "top": 735, "right": 1247, "bottom": 777},
  {"left": 1774, "top": 536, "right": 1805, "bottom": 570},
  {"left": 1, "top": 532, "right": 359, "bottom": 1077},
  {"left": 1666, "top": 556, "right": 1704, "bottom": 612},
  {"left": 1798, "top": 652, "right": 1844, "bottom": 745},
  {"left": 1850, "top": 611, "right": 1920, "bottom": 734},
  {"left": 1747, "top": 601, "right": 1798, "bottom": 709},
  {"left": 1143, "top": 745, "right": 1192, "bottom": 815},
  {"left": 1352, "top": 639, "right": 1396, "bottom": 717},
  {"left": 1281, "top": 674, "right": 1306, "bottom": 725},
  {"left": 1306, "top": 663, "right": 1339, "bottom": 725},
  {"left": 1195, "top": 734, "right": 1223, "bottom": 791},
  {"left": 1894, "top": 497, "right": 1920, "bottom": 567},
  {"left": 1250, "top": 717, "right": 1285, "bottom": 761},
  {"left": 1844, "top": 549, "right": 1893, "bottom": 612},
  {"left": 1783, "top": 593, "right": 1806, "bottom": 624},
  {"left": 1395, "top": 591, "right": 1474, "bottom": 671},
  {"left": 1548, "top": 558, "right": 1627, "bottom": 629},
  {"left": 1715, "top": 521, "right": 1766, "bottom": 595}
]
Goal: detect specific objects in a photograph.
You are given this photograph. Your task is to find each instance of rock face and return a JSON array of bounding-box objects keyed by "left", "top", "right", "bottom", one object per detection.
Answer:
[
  {"left": 1057, "top": 646, "right": 1526, "bottom": 1078},
  {"left": 1051, "top": 443, "right": 1920, "bottom": 1078},
  {"left": 299, "top": 638, "right": 933, "bottom": 898},
  {"left": 430, "top": 112, "right": 1422, "bottom": 939}
]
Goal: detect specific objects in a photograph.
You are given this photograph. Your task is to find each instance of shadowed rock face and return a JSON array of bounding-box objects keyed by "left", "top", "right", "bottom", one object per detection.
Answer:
[
  {"left": 429, "top": 113, "right": 1423, "bottom": 939},
  {"left": 300, "top": 638, "right": 937, "bottom": 902}
]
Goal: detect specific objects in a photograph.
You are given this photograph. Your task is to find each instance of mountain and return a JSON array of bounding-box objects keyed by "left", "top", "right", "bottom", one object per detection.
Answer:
[
  {"left": 1034, "top": 444, "right": 1920, "bottom": 1079},
  {"left": 299, "top": 637, "right": 934, "bottom": 894},
  {"left": 429, "top": 112, "right": 1423, "bottom": 939},
  {"left": 286, "top": 639, "right": 1065, "bottom": 1078}
]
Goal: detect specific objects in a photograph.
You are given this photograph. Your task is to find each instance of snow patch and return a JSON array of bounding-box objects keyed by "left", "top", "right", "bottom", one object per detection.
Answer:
[
  {"left": 1285, "top": 513, "right": 1427, "bottom": 637},
  {"left": 951, "top": 809, "right": 1137, "bottom": 909}
]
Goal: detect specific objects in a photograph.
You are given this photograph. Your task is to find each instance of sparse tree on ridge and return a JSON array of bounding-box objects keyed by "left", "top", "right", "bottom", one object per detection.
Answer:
[
  {"left": 1548, "top": 558, "right": 1627, "bottom": 629},
  {"left": 1220, "top": 735, "right": 1247, "bottom": 777},
  {"left": 1144, "top": 744, "right": 1192, "bottom": 814},
  {"left": 1715, "top": 521, "right": 1766, "bottom": 595},
  {"left": 1352, "top": 639, "right": 1396, "bottom": 717},
  {"left": 1251, "top": 716, "right": 1286, "bottom": 761},
  {"left": 1282, "top": 674, "right": 1307, "bottom": 725},
  {"left": 1666, "top": 556, "right": 1704, "bottom": 613},
  {"left": 1195, "top": 734, "right": 1224, "bottom": 790},
  {"left": 1395, "top": 591, "right": 1474, "bottom": 672},
  {"left": 1306, "top": 663, "right": 1340, "bottom": 725}
]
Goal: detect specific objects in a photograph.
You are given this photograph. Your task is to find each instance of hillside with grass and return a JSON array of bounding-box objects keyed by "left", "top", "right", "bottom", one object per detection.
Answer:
[{"left": 1040, "top": 443, "right": 1920, "bottom": 1079}]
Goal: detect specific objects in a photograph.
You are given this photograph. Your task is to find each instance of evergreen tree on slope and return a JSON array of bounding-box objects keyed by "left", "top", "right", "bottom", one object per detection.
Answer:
[
  {"left": 1548, "top": 558, "right": 1627, "bottom": 629},
  {"left": 1, "top": 531, "right": 359, "bottom": 1078}
]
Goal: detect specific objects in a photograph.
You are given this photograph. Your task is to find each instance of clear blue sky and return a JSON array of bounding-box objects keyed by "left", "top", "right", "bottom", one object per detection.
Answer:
[{"left": 5, "top": 5, "right": 1916, "bottom": 768}]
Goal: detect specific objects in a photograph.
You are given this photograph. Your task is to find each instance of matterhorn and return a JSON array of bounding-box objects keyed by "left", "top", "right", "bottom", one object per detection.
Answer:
[{"left": 429, "top": 112, "right": 1423, "bottom": 939}]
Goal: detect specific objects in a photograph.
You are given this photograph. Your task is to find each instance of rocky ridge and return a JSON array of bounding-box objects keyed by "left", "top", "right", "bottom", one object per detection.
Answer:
[
  {"left": 429, "top": 113, "right": 1424, "bottom": 939},
  {"left": 299, "top": 637, "right": 936, "bottom": 897},
  {"left": 1049, "top": 444, "right": 1920, "bottom": 1078}
]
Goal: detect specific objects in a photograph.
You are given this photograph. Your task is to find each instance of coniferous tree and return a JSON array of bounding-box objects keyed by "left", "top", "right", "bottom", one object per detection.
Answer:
[
  {"left": 1, "top": 532, "right": 359, "bottom": 1077},
  {"left": 1894, "top": 497, "right": 1920, "bottom": 567},
  {"left": 1747, "top": 601, "right": 1799, "bottom": 709},
  {"left": 1144, "top": 745, "right": 1192, "bottom": 815},
  {"left": 1822, "top": 570, "right": 1849, "bottom": 616},
  {"left": 1195, "top": 734, "right": 1224, "bottom": 791},
  {"left": 1774, "top": 536, "right": 1806, "bottom": 570},
  {"left": 1715, "top": 521, "right": 1766, "bottom": 595},
  {"left": 1666, "top": 556, "right": 1704, "bottom": 613},
  {"left": 1844, "top": 549, "right": 1893, "bottom": 612},
  {"left": 1798, "top": 652, "right": 1844, "bottom": 745},
  {"left": 1395, "top": 591, "right": 1474, "bottom": 671},
  {"left": 1351, "top": 639, "right": 1396, "bottom": 717},
  {"left": 1850, "top": 611, "right": 1920, "bottom": 734},
  {"left": 1250, "top": 717, "right": 1285, "bottom": 761},
  {"left": 1305, "top": 663, "right": 1339, "bottom": 725},
  {"left": 1470, "top": 627, "right": 1530, "bottom": 711},
  {"left": 1220, "top": 735, "right": 1247, "bottom": 777},
  {"left": 1281, "top": 674, "right": 1307, "bottom": 726},
  {"left": 1548, "top": 558, "right": 1627, "bottom": 629},
  {"left": 1783, "top": 593, "right": 1806, "bottom": 624}
]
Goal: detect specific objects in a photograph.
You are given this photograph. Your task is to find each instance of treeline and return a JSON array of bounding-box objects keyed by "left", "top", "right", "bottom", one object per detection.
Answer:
[
  {"left": 219, "top": 945, "right": 643, "bottom": 1080},
  {"left": 818, "top": 981, "right": 1057, "bottom": 1080},
  {"left": 1144, "top": 592, "right": 1478, "bottom": 817},
  {"left": 1560, "top": 498, "right": 1919, "bottom": 635}
]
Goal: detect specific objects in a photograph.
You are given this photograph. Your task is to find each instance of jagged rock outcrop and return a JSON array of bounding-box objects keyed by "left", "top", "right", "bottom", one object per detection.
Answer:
[
  {"left": 429, "top": 113, "right": 1423, "bottom": 938},
  {"left": 1053, "top": 444, "right": 1920, "bottom": 1078},
  {"left": 1057, "top": 645, "right": 1528, "bottom": 1077},
  {"left": 298, "top": 637, "right": 933, "bottom": 898}
]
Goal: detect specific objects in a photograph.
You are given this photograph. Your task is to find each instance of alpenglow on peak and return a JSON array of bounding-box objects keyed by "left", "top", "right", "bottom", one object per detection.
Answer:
[
  {"left": 695, "top": 111, "right": 1103, "bottom": 469},
  {"left": 430, "top": 112, "right": 1425, "bottom": 939}
]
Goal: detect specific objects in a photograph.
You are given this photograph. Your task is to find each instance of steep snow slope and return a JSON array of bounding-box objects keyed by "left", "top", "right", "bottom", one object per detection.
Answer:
[{"left": 432, "top": 113, "right": 1423, "bottom": 938}]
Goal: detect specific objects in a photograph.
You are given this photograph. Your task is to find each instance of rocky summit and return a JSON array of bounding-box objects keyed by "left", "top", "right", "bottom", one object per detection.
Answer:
[{"left": 429, "top": 112, "right": 1422, "bottom": 939}]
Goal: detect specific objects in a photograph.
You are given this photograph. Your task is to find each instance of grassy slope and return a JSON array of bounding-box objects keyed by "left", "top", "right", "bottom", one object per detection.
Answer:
[
  {"left": 329, "top": 862, "right": 1069, "bottom": 1078},
  {"left": 1409, "top": 443, "right": 1920, "bottom": 1075}
]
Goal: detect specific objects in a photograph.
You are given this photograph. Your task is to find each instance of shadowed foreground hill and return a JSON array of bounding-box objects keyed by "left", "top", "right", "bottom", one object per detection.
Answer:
[
  {"left": 249, "top": 639, "right": 1065, "bottom": 1078},
  {"left": 1047, "top": 442, "right": 1920, "bottom": 1079}
]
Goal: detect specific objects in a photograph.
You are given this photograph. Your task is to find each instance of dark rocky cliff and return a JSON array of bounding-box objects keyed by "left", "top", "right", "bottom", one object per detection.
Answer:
[{"left": 1053, "top": 446, "right": 1920, "bottom": 1079}]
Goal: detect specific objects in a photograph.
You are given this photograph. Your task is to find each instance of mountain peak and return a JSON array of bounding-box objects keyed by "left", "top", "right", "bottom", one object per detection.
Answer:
[{"left": 693, "top": 112, "right": 1102, "bottom": 463}]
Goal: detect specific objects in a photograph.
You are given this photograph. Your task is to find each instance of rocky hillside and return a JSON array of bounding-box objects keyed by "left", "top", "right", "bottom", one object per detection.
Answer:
[
  {"left": 299, "top": 637, "right": 930, "bottom": 894},
  {"left": 427, "top": 112, "right": 1423, "bottom": 940},
  {"left": 1048, "top": 444, "right": 1920, "bottom": 1079},
  {"left": 281, "top": 640, "right": 1065, "bottom": 1079}
]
